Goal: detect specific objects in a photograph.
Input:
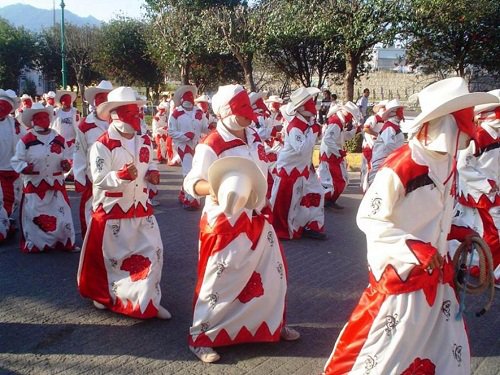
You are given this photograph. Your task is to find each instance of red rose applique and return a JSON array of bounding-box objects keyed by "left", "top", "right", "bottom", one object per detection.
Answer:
[
  {"left": 257, "top": 144, "right": 268, "bottom": 162},
  {"left": 33, "top": 214, "right": 57, "bottom": 232},
  {"left": 50, "top": 142, "right": 62, "bottom": 154},
  {"left": 237, "top": 271, "right": 264, "bottom": 303},
  {"left": 195, "top": 110, "right": 203, "bottom": 120},
  {"left": 401, "top": 358, "right": 436, "bottom": 375},
  {"left": 120, "top": 254, "right": 152, "bottom": 282},
  {"left": 139, "top": 147, "right": 150, "bottom": 163},
  {"left": 300, "top": 193, "right": 321, "bottom": 208}
]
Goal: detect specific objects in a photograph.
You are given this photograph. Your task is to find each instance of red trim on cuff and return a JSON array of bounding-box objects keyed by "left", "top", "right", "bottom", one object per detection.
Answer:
[{"left": 117, "top": 166, "right": 134, "bottom": 180}]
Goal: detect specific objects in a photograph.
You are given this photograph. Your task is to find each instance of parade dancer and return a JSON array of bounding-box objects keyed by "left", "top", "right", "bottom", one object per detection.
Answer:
[
  {"left": 323, "top": 78, "right": 496, "bottom": 375},
  {"left": 270, "top": 87, "right": 326, "bottom": 240},
  {"left": 367, "top": 99, "right": 406, "bottom": 186},
  {"left": 45, "top": 91, "right": 56, "bottom": 107},
  {"left": 184, "top": 84, "right": 299, "bottom": 364},
  {"left": 264, "top": 95, "right": 285, "bottom": 182},
  {"left": 0, "top": 89, "right": 24, "bottom": 241},
  {"left": 360, "top": 100, "right": 387, "bottom": 191},
  {"left": 453, "top": 89, "right": 500, "bottom": 287},
  {"left": 152, "top": 102, "right": 169, "bottom": 163},
  {"left": 194, "top": 94, "right": 216, "bottom": 142},
  {"left": 52, "top": 90, "right": 78, "bottom": 150},
  {"left": 11, "top": 103, "right": 76, "bottom": 253},
  {"left": 317, "top": 102, "right": 362, "bottom": 209},
  {"left": 73, "top": 80, "right": 113, "bottom": 238},
  {"left": 15, "top": 94, "right": 33, "bottom": 127},
  {"left": 77, "top": 87, "right": 170, "bottom": 320},
  {"left": 168, "top": 85, "right": 207, "bottom": 210}
]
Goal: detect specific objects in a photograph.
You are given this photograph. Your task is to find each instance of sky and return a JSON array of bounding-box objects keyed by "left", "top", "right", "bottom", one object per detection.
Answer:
[{"left": 0, "top": 0, "right": 146, "bottom": 21}]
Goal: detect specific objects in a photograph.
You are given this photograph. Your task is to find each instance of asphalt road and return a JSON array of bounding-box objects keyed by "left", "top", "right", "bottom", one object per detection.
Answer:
[{"left": 0, "top": 165, "right": 498, "bottom": 375}]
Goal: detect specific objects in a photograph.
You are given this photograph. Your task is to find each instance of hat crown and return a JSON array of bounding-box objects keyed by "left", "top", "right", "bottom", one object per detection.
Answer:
[
  {"left": 107, "top": 87, "right": 137, "bottom": 103},
  {"left": 96, "top": 80, "right": 113, "bottom": 90},
  {"left": 47, "top": 91, "right": 56, "bottom": 98},
  {"left": 212, "top": 84, "right": 244, "bottom": 116},
  {"left": 418, "top": 78, "right": 470, "bottom": 114},
  {"left": 31, "top": 102, "right": 47, "bottom": 110}
]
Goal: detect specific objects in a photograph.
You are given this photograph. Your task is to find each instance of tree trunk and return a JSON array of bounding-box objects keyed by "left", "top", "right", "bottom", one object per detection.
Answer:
[
  {"left": 240, "top": 54, "right": 256, "bottom": 92},
  {"left": 77, "top": 81, "right": 87, "bottom": 116},
  {"left": 344, "top": 52, "right": 359, "bottom": 102},
  {"left": 180, "top": 61, "right": 190, "bottom": 85}
]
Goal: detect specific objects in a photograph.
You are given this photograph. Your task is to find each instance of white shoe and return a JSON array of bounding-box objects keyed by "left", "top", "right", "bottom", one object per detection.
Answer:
[
  {"left": 71, "top": 246, "right": 81, "bottom": 253},
  {"left": 93, "top": 300, "right": 107, "bottom": 310},
  {"left": 189, "top": 345, "right": 220, "bottom": 363},
  {"left": 157, "top": 305, "right": 172, "bottom": 320},
  {"left": 150, "top": 199, "right": 160, "bottom": 207},
  {"left": 280, "top": 326, "right": 300, "bottom": 341}
]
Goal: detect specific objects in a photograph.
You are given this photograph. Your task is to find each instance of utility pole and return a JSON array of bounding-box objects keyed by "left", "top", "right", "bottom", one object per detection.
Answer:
[{"left": 60, "top": 0, "right": 67, "bottom": 89}]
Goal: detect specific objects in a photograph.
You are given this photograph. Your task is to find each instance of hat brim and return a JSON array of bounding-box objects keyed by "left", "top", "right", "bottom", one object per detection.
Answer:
[
  {"left": 381, "top": 105, "right": 405, "bottom": 120},
  {"left": 56, "top": 91, "right": 77, "bottom": 103},
  {"left": 292, "top": 87, "right": 321, "bottom": 111},
  {"left": 22, "top": 106, "right": 54, "bottom": 126},
  {"left": 208, "top": 156, "right": 267, "bottom": 212},
  {"left": 173, "top": 86, "right": 197, "bottom": 107},
  {"left": 250, "top": 92, "right": 264, "bottom": 105},
  {"left": 407, "top": 92, "right": 497, "bottom": 133},
  {"left": 96, "top": 100, "right": 146, "bottom": 121},
  {"left": 84, "top": 87, "right": 112, "bottom": 104},
  {"left": 0, "top": 95, "right": 18, "bottom": 112},
  {"left": 474, "top": 102, "right": 500, "bottom": 115}
]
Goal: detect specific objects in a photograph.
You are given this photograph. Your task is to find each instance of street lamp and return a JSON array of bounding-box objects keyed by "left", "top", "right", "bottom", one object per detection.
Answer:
[{"left": 60, "top": 0, "right": 67, "bottom": 89}]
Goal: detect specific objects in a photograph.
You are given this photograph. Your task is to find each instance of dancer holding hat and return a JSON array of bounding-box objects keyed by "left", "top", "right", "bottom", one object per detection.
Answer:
[
  {"left": 73, "top": 80, "right": 113, "bottom": 238},
  {"left": 11, "top": 103, "right": 76, "bottom": 253},
  {"left": 322, "top": 78, "right": 497, "bottom": 374},
  {"left": 184, "top": 84, "right": 299, "bottom": 363},
  {"left": 77, "top": 87, "right": 170, "bottom": 320}
]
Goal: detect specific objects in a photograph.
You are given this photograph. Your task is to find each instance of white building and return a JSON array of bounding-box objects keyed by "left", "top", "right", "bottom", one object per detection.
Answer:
[
  {"left": 370, "top": 47, "right": 409, "bottom": 72},
  {"left": 18, "top": 68, "right": 51, "bottom": 96}
]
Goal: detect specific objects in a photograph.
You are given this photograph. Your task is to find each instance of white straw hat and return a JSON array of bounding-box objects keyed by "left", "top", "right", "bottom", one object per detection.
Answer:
[
  {"left": 249, "top": 92, "right": 263, "bottom": 105},
  {"left": 208, "top": 156, "right": 267, "bottom": 216},
  {"left": 406, "top": 77, "right": 497, "bottom": 134},
  {"left": 0, "top": 89, "right": 18, "bottom": 111},
  {"left": 55, "top": 90, "right": 77, "bottom": 104},
  {"left": 265, "top": 95, "right": 283, "bottom": 104},
  {"left": 21, "top": 102, "right": 54, "bottom": 125},
  {"left": 84, "top": 80, "right": 113, "bottom": 105},
  {"left": 194, "top": 94, "right": 210, "bottom": 104},
  {"left": 342, "top": 101, "right": 363, "bottom": 122},
  {"left": 380, "top": 99, "right": 404, "bottom": 120},
  {"left": 173, "top": 85, "right": 197, "bottom": 107},
  {"left": 474, "top": 89, "right": 500, "bottom": 114},
  {"left": 96, "top": 87, "right": 146, "bottom": 121},
  {"left": 283, "top": 87, "right": 320, "bottom": 115}
]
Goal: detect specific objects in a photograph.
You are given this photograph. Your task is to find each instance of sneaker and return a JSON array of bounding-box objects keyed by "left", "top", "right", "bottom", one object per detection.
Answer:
[
  {"left": 150, "top": 199, "right": 160, "bottom": 207},
  {"left": 71, "top": 246, "right": 81, "bottom": 253},
  {"left": 302, "top": 228, "right": 327, "bottom": 240},
  {"left": 280, "top": 326, "right": 300, "bottom": 341},
  {"left": 157, "top": 305, "right": 172, "bottom": 320},
  {"left": 189, "top": 345, "right": 220, "bottom": 363},
  {"left": 93, "top": 300, "right": 107, "bottom": 310}
]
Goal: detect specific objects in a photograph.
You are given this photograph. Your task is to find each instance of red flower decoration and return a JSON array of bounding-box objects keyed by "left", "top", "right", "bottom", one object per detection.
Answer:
[
  {"left": 401, "top": 358, "right": 436, "bottom": 375},
  {"left": 257, "top": 144, "right": 268, "bottom": 162},
  {"left": 50, "top": 142, "right": 62, "bottom": 154},
  {"left": 120, "top": 254, "right": 152, "bottom": 282},
  {"left": 300, "top": 193, "right": 321, "bottom": 208},
  {"left": 238, "top": 271, "right": 264, "bottom": 303},
  {"left": 33, "top": 214, "right": 57, "bottom": 232},
  {"left": 139, "top": 147, "right": 150, "bottom": 163},
  {"left": 195, "top": 110, "right": 203, "bottom": 120}
]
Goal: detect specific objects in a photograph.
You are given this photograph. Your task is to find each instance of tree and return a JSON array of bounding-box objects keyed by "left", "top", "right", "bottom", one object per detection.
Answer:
[
  {"left": 258, "top": 0, "right": 344, "bottom": 89},
  {"left": 0, "top": 18, "right": 37, "bottom": 89},
  {"left": 405, "top": 0, "right": 500, "bottom": 78},
  {"left": 190, "top": 52, "right": 244, "bottom": 93},
  {"left": 97, "top": 17, "right": 162, "bottom": 97}
]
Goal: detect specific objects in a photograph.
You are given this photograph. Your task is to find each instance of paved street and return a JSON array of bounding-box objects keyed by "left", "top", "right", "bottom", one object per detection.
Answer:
[{"left": 1, "top": 165, "right": 498, "bottom": 375}]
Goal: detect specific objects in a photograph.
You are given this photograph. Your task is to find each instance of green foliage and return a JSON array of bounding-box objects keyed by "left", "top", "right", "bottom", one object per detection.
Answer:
[
  {"left": 0, "top": 18, "right": 37, "bottom": 88},
  {"left": 405, "top": 0, "right": 500, "bottom": 77},
  {"left": 345, "top": 132, "right": 363, "bottom": 153}
]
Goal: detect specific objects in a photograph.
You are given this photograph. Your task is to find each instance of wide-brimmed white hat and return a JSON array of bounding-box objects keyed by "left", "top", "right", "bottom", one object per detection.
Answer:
[
  {"left": 96, "top": 86, "right": 146, "bottom": 121},
  {"left": 406, "top": 77, "right": 497, "bottom": 134},
  {"left": 173, "top": 85, "right": 197, "bottom": 107},
  {"left": 22, "top": 102, "right": 54, "bottom": 125},
  {"left": 373, "top": 100, "right": 388, "bottom": 114},
  {"left": 212, "top": 84, "right": 257, "bottom": 122},
  {"left": 0, "top": 89, "right": 18, "bottom": 111},
  {"left": 474, "top": 89, "right": 500, "bottom": 114},
  {"left": 342, "top": 101, "right": 363, "bottom": 122},
  {"left": 194, "top": 94, "right": 210, "bottom": 104},
  {"left": 20, "top": 94, "right": 32, "bottom": 101},
  {"left": 208, "top": 156, "right": 267, "bottom": 216},
  {"left": 249, "top": 92, "right": 263, "bottom": 105},
  {"left": 326, "top": 103, "right": 341, "bottom": 118},
  {"left": 284, "top": 87, "right": 320, "bottom": 115},
  {"left": 45, "top": 91, "right": 56, "bottom": 99},
  {"left": 84, "top": 80, "right": 113, "bottom": 105},
  {"left": 55, "top": 90, "right": 77, "bottom": 104},
  {"left": 381, "top": 99, "right": 404, "bottom": 120},
  {"left": 265, "top": 95, "right": 283, "bottom": 104}
]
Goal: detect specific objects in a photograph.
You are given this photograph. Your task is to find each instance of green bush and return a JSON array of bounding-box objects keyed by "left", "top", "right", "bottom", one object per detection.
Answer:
[{"left": 345, "top": 132, "right": 363, "bottom": 153}]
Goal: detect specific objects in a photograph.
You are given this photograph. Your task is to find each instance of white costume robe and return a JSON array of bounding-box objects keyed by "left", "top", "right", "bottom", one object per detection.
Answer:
[
  {"left": 0, "top": 116, "right": 24, "bottom": 240},
  {"left": 367, "top": 117, "right": 405, "bottom": 186},
  {"left": 51, "top": 107, "right": 78, "bottom": 150},
  {"left": 11, "top": 130, "right": 75, "bottom": 253},
  {"left": 361, "top": 114, "right": 383, "bottom": 191},
  {"left": 168, "top": 106, "right": 207, "bottom": 208},
  {"left": 324, "top": 140, "right": 471, "bottom": 374},
  {"left": 77, "top": 124, "right": 164, "bottom": 318},
  {"left": 152, "top": 108, "right": 169, "bottom": 162},
  {"left": 270, "top": 114, "right": 325, "bottom": 239},
  {"left": 73, "top": 113, "right": 109, "bottom": 237},
  {"left": 184, "top": 123, "right": 287, "bottom": 347},
  {"left": 317, "top": 113, "right": 357, "bottom": 204}
]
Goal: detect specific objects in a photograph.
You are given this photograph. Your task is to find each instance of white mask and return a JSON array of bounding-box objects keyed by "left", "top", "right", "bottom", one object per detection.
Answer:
[
  {"left": 34, "top": 125, "right": 48, "bottom": 132},
  {"left": 419, "top": 114, "right": 470, "bottom": 154},
  {"left": 222, "top": 115, "right": 247, "bottom": 131},
  {"left": 182, "top": 101, "right": 193, "bottom": 111},
  {"left": 110, "top": 112, "right": 136, "bottom": 134}
]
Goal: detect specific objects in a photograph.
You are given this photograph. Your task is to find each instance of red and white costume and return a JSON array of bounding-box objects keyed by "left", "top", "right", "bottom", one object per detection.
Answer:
[
  {"left": 317, "top": 107, "right": 358, "bottom": 205},
  {"left": 77, "top": 123, "right": 164, "bottom": 318},
  {"left": 323, "top": 78, "right": 496, "bottom": 375},
  {"left": 184, "top": 92, "right": 287, "bottom": 348},
  {"left": 453, "top": 106, "right": 500, "bottom": 282},
  {"left": 361, "top": 112, "right": 384, "bottom": 191},
  {"left": 52, "top": 107, "right": 78, "bottom": 149},
  {"left": 270, "top": 108, "right": 324, "bottom": 239},
  {"left": 168, "top": 86, "right": 208, "bottom": 209},
  {"left": 11, "top": 128, "right": 75, "bottom": 253},
  {"left": 152, "top": 103, "right": 170, "bottom": 163}
]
